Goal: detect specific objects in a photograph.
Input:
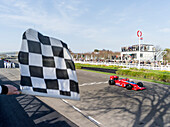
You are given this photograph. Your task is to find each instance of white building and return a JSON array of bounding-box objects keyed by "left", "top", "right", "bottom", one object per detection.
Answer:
[{"left": 121, "top": 44, "right": 157, "bottom": 62}]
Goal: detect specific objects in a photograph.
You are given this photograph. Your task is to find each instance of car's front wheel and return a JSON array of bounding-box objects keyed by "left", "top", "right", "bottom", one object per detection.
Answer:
[
  {"left": 126, "top": 84, "right": 132, "bottom": 90},
  {"left": 137, "top": 82, "right": 143, "bottom": 87},
  {"left": 109, "top": 80, "right": 115, "bottom": 85}
]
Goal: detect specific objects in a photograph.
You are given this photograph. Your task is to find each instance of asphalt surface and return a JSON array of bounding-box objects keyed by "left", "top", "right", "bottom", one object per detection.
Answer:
[
  {"left": 0, "top": 70, "right": 78, "bottom": 127},
  {"left": 0, "top": 68, "right": 170, "bottom": 127}
]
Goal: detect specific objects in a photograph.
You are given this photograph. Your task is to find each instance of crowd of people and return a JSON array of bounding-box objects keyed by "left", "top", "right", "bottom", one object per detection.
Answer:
[
  {"left": 121, "top": 45, "right": 155, "bottom": 52},
  {"left": 4, "top": 60, "right": 15, "bottom": 68}
]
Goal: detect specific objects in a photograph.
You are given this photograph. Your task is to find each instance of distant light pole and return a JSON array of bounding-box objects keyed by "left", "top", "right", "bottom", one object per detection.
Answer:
[{"left": 137, "top": 30, "right": 142, "bottom": 69}]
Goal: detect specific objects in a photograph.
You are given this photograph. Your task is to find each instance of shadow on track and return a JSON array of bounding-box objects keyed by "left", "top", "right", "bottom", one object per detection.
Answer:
[
  {"left": 80, "top": 84, "right": 170, "bottom": 127},
  {"left": 0, "top": 76, "right": 78, "bottom": 127}
]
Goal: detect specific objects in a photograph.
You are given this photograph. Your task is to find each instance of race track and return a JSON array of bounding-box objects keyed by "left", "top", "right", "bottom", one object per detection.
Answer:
[
  {"left": 68, "top": 70, "right": 170, "bottom": 127},
  {"left": 0, "top": 69, "right": 169, "bottom": 127}
]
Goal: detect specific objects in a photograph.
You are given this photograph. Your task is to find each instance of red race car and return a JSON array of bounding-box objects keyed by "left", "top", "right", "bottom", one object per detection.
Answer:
[{"left": 109, "top": 75, "right": 146, "bottom": 90}]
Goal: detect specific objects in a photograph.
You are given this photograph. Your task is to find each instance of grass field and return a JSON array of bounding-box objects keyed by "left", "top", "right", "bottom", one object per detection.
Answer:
[{"left": 75, "top": 63, "right": 170, "bottom": 85}]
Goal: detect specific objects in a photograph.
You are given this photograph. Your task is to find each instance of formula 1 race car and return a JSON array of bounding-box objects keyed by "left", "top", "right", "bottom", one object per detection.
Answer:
[{"left": 108, "top": 75, "right": 146, "bottom": 90}]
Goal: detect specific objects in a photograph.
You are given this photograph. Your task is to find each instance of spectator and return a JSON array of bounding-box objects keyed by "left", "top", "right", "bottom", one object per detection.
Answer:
[
  {"left": 12, "top": 62, "right": 15, "bottom": 68},
  {"left": 4, "top": 61, "right": 7, "bottom": 68}
]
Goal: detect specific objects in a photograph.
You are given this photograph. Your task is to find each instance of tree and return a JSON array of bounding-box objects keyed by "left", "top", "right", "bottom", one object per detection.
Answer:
[
  {"left": 155, "top": 45, "right": 162, "bottom": 52},
  {"left": 94, "top": 49, "right": 99, "bottom": 52},
  {"left": 163, "top": 48, "right": 170, "bottom": 61}
]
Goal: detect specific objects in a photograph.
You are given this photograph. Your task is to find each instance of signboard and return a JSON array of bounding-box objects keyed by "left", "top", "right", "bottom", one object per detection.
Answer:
[{"left": 137, "top": 30, "right": 142, "bottom": 37}]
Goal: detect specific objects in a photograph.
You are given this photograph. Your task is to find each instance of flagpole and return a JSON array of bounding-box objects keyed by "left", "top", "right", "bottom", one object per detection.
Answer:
[
  {"left": 137, "top": 30, "right": 142, "bottom": 69},
  {"left": 138, "top": 37, "right": 140, "bottom": 69}
]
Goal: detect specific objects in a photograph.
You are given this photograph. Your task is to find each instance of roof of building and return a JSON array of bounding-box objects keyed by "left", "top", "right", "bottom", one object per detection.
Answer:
[{"left": 121, "top": 44, "right": 154, "bottom": 48}]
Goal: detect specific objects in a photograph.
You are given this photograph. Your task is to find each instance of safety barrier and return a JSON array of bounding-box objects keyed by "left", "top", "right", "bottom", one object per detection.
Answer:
[{"left": 74, "top": 61, "right": 170, "bottom": 71}]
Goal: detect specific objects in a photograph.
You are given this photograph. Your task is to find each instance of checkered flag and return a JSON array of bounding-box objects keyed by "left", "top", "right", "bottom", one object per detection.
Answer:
[{"left": 18, "top": 29, "right": 80, "bottom": 100}]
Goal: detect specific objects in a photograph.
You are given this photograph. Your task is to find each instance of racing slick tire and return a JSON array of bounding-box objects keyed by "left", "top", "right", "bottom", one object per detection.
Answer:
[
  {"left": 109, "top": 80, "right": 115, "bottom": 85},
  {"left": 137, "top": 82, "right": 144, "bottom": 87},
  {"left": 126, "top": 84, "right": 133, "bottom": 90}
]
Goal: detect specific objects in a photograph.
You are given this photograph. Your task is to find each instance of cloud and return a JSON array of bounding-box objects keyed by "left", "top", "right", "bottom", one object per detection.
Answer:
[
  {"left": 0, "top": 0, "right": 110, "bottom": 41},
  {"left": 0, "top": 0, "right": 139, "bottom": 52},
  {"left": 0, "top": 0, "right": 90, "bottom": 34},
  {"left": 159, "top": 28, "right": 170, "bottom": 33},
  {"left": 0, "top": 1, "right": 69, "bottom": 31}
]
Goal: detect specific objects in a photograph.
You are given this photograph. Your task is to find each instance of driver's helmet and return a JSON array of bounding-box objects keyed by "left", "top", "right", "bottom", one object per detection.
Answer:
[{"left": 113, "top": 76, "right": 119, "bottom": 80}]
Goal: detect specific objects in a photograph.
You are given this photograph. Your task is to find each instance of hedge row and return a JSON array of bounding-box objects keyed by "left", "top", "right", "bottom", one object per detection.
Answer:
[
  {"left": 75, "top": 64, "right": 83, "bottom": 69},
  {"left": 75, "top": 63, "right": 170, "bottom": 83},
  {"left": 75, "top": 63, "right": 122, "bottom": 70},
  {"left": 116, "top": 70, "right": 170, "bottom": 82}
]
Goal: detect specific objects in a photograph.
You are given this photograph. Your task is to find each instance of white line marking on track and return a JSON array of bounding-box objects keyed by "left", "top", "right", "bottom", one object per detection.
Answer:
[
  {"left": 72, "top": 106, "right": 82, "bottom": 113},
  {"left": 62, "top": 99, "right": 69, "bottom": 104},
  {"left": 88, "top": 116, "right": 101, "bottom": 125},
  {"left": 61, "top": 99, "right": 101, "bottom": 126},
  {"left": 79, "top": 81, "right": 108, "bottom": 86}
]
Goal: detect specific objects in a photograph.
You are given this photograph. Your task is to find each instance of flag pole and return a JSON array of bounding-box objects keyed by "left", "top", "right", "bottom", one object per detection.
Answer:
[
  {"left": 138, "top": 37, "right": 140, "bottom": 69},
  {"left": 137, "top": 30, "right": 142, "bottom": 69}
]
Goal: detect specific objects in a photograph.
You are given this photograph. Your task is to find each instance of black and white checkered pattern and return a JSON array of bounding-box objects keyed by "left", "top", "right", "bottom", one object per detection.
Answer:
[{"left": 18, "top": 29, "right": 80, "bottom": 100}]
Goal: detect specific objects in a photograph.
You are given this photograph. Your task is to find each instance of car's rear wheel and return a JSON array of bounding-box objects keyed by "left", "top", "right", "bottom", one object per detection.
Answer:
[
  {"left": 126, "top": 84, "right": 132, "bottom": 90},
  {"left": 137, "top": 82, "right": 143, "bottom": 87},
  {"left": 109, "top": 80, "right": 115, "bottom": 85}
]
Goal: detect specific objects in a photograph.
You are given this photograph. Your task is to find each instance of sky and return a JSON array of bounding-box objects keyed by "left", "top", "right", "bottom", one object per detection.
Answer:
[{"left": 0, "top": 0, "right": 170, "bottom": 53}]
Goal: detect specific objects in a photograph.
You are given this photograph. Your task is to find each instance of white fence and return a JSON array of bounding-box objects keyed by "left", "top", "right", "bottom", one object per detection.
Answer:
[{"left": 75, "top": 61, "right": 170, "bottom": 71}]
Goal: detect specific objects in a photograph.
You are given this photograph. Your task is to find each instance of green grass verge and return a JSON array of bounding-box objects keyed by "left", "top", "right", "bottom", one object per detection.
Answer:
[
  {"left": 76, "top": 63, "right": 170, "bottom": 75},
  {"left": 75, "top": 63, "right": 124, "bottom": 70},
  {"left": 80, "top": 69, "right": 170, "bottom": 85},
  {"left": 129, "top": 68, "right": 170, "bottom": 75},
  {"left": 75, "top": 63, "right": 170, "bottom": 83}
]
